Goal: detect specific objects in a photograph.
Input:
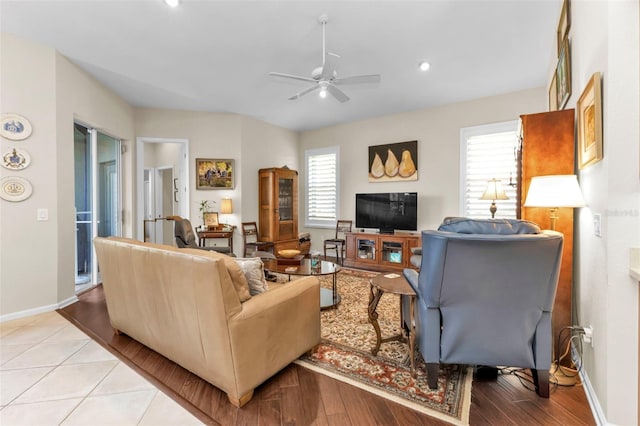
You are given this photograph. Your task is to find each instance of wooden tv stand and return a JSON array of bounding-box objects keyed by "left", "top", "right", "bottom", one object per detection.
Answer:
[{"left": 344, "top": 232, "right": 420, "bottom": 272}]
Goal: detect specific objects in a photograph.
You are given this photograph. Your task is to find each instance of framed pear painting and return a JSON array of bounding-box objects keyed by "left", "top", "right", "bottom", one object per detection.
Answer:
[{"left": 368, "top": 140, "right": 418, "bottom": 182}]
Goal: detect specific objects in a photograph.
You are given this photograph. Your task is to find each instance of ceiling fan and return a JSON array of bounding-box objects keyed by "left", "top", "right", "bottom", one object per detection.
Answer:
[{"left": 269, "top": 14, "right": 381, "bottom": 103}]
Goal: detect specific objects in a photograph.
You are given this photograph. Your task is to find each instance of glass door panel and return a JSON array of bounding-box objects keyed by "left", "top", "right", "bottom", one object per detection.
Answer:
[
  {"left": 74, "top": 123, "right": 120, "bottom": 291},
  {"left": 278, "top": 177, "right": 293, "bottom": 221},
  {"left": 74, "top": 124, "right": 92, "bottom": 286}
]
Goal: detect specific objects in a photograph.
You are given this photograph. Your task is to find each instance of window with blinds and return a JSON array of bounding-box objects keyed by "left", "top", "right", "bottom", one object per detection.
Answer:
[
  {"left": 460, "top": 121, "right": 519, "bottom": 219},
  {"left": 305, "top": 146, "right": 339, "bottom": 228}
]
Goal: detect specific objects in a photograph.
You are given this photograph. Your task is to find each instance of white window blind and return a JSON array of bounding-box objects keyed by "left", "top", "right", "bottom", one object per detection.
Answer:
[
  {"left": 461, "top": 121, "right": 519, "bottom": 219},
  {"left": 305, "top": 146, "right": 339, "bottom": 228}
]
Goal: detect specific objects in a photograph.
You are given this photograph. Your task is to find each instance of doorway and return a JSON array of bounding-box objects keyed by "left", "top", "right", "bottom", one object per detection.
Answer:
[
  {"left": 136, "top": 137, "right": 189, "bottom": 243},
  {"left": 74, "top": 123, "right": 121, "bottom": 292}
]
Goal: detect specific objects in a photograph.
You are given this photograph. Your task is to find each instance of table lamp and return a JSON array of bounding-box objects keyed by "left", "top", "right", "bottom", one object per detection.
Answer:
[
  {"left": 480, "top": 178, "right": 509, "bottom": 218},
  {"left": 524, "top": 175, "right": 586, "bottom": 230},
  {"left": 220, "top": 198, "right": 233, "bottom": 229}
]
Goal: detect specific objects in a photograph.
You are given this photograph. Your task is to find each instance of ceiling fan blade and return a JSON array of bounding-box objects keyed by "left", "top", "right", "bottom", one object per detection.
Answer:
[
  {"left": 333, "top": 74, "right": 381, "bottom": 85},
  {"left": 327, "top": 84, "right": 350, "bottom": 103},
  {"left": 269, "top": 72, "right": 317, "bottom": 83},
  {"left": 320, "top": 52, "right": 340, "bottom": 80},
  {"left": 288, "top": 84, "right": 320, "bottom": 101}
]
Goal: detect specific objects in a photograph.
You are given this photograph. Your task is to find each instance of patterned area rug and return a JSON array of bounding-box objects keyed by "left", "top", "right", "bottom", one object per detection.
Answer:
[{"left": 286, "top": 268, "right": 472, "bottom": 426}]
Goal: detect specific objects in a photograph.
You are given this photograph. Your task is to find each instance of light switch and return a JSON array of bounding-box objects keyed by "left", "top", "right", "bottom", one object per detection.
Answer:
[
  {"left": 593, "top": 213, "right": 601, "bottom": 237},
  {"left": 37, "top": 208, "right": 49, "bottom": 221}
]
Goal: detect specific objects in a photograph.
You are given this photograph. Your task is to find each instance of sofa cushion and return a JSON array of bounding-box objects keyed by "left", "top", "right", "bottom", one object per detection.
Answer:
[
  {"left": 438, "top": 217, "right": 541, "bottom": 235},
  {"left": 234, "top": 258, "right": 269, "bottom": 296}
]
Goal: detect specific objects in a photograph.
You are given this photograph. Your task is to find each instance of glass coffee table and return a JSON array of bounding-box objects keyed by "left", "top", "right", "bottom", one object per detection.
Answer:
[{"left": 265, "top": 258, "right": 341, "bottom": 309}]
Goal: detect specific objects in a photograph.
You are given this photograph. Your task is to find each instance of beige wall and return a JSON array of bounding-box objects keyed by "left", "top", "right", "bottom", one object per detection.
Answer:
[
  {"left": 1, "top": 34, "right": 59, "bottom": 314},
  {"left": 568, "top": 1, "right": 640, "bottom": 424},
  {"left": 134, "top": 109, "right": 298, "bottom": 255},
  {"left": 0, "top": 33, "right": 134, "bottom": 317},
  {"left": 299, "top": 87, "right": 545, "bottom": 248}
]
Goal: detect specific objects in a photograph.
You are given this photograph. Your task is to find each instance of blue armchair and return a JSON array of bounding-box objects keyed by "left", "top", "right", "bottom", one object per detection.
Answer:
[{"left": 403, "top": 217, "right": 563, "bottom": 397}]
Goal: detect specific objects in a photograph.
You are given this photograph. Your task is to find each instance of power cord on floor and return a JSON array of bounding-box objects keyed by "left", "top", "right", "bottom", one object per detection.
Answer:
[{"left": 496, "top": 325, "right": 586, "bottom": 394}]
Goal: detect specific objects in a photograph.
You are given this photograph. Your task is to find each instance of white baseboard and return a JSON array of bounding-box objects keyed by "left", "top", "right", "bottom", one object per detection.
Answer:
[
  {"left": 572, "top": 345, "right": 607, "bottom": 425},
  {"left": 0, "top": 295, "right": 79, "bottom": 323}
]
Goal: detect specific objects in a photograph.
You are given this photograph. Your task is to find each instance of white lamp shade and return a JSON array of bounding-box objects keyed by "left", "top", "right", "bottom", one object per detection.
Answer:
[
  {"left": 480, "top": 179, "right": 509, "bottom": 201},
  {"left": 524, "top": 175, "right": 586, "bottom": 208},
  {"left": 220, "top": 198, "right": 233, "bottom": 214}
]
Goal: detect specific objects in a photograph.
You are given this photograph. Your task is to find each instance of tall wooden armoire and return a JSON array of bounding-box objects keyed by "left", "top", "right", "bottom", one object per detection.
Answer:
[
  {"left": 518, "top": 109, "right": 575, "bottom": 366},
  {"left": 258, "top": 167, "right": 299, "bottom": 252}
]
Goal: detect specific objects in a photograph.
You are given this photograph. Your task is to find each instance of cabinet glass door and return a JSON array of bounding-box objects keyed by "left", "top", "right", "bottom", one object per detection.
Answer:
[
  {"left": 278, "top": 177, "right": 293, "bottom": 221},
  {"left": 357, "top": 238, "right": 377, "bottom": 261},
  {"left": 382, "top": 241, "right": 403, "bottom": 264}
]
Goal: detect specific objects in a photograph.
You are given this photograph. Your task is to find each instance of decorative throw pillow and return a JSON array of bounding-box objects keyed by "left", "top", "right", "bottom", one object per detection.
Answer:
[
  {"left": 222, "top": 257, "right": 252, "bottom": 302},
  {"left": 234, "top": 257, "right": 269, "bottom": 296},
  {"left": 438, "top": 217, "right": 541, "bottom": 235}
]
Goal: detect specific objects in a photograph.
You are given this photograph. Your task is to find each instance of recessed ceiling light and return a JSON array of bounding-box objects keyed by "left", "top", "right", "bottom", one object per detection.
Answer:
[
  {"left": 419, "top": 61, "right": 431, "bottom": 72},
  {"left": 164, "top": 0, "right": 180, "bottom": 7}
]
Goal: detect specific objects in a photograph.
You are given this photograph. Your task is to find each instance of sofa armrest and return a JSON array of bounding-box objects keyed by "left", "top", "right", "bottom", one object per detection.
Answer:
[{"left": 227, "top": 276, "right": 320, "bottom": 397}]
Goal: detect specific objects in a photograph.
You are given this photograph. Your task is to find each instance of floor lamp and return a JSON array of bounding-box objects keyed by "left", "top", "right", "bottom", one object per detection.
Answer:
[{"left": 524, "top": 175, "right": 586, "bottom": 230}]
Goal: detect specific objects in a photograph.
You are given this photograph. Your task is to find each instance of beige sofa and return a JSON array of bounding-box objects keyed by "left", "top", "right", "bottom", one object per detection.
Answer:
[{"left": 93, "top": 237, "right": 320, "bottom": 407}]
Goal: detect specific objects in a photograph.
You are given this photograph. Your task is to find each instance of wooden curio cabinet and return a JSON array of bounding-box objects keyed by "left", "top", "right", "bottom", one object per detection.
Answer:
[
  {"left": 258, "top": 167, "right": 298, "bottom": 248},
  {"left": 518, "top": 109, "right": 575, "bottom": 366}
]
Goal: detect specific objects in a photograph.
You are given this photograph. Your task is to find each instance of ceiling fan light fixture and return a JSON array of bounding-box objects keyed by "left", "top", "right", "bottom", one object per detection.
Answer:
[
  {"left": 164, "top": 0, "right": 180, "bottom": 7},
  {"left": 419, "top": 61, "right": 431, "bottom": 72},
  {"left": 319, "top": 87, "right": 328, "bottom": 98}
]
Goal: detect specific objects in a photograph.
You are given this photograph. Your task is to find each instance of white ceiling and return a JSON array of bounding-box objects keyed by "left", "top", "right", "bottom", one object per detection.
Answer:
[{"left": 0, "top": 0, "right": 560, "bottom": 131}]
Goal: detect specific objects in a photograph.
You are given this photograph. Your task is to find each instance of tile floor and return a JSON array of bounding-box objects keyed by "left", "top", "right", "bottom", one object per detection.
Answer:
[{"left": 0, "top": 311, "right": 203, "bottom": 425}]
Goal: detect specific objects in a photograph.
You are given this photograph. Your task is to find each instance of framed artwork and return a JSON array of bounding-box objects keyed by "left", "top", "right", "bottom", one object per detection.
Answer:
[
  {"left": 556, "top": 0, "right": 571, "bottom": 54},
  {"left": 203, "top": 212, "right": 219, "bottom": 228},
  {"left": 555, "top": 37, "right": 571, "bottom": 110},
  {"left": 196, "top": 158, "right": 234, "bottom": 189},
  {"left": 577, "top": 72, "right": 603, "bottom": 169},
  {"left": 548, "top": 72, "right": 557, "bottom": 111},
  {"left": 368, "top": 140, "right": 417, "bottom": 182}
]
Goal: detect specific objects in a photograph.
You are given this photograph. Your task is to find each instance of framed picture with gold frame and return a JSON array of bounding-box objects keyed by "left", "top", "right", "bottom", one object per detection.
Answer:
[
  {"left": 548, "top": 72, "right": 557, "bottom": 111},
  {"left": 196, "top": 158, "right": 234, "bottom": 189},
  {"left": 556, "top": 0, "right": 571, "bottom": 54},
  {"left": 203, "top": 212, "right": 219, "bottom": 228},
  {"left": 577, "top": 72, "right": 603, "bottom": 169},
  {"left": 555, "top": 37, "right": 571, "bottom": 110}
]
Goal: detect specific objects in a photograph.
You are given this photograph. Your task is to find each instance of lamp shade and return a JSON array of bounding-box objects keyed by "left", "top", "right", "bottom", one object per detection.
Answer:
[
  {"left": 220, "top": 198, "right": 233, "bottom": 214},
  {"left": 480, "top": 179, "right": 509, "bottom": 201},
  {"left": 524, "top": 175, "right": 586, "bottom": 208}
]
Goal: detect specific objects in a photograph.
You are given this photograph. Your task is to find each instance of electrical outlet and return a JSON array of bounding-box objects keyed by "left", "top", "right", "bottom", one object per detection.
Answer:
[
  {"left": 37, "top": 208, "right": 49, "bottom": 221},
  {"left": 582, "top": 325, "right": 594, "bottom": 347}
]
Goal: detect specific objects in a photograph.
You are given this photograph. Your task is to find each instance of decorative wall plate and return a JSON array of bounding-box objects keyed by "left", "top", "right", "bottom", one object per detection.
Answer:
[
  {"left": 1, "top": 114, "right": 32, "bottom": 140},
  {"left": 0, "top": 176, "right": 33, "bottom": 202},
  {"left": 2, "top": 148, "right": 31, "bottom": 170}
]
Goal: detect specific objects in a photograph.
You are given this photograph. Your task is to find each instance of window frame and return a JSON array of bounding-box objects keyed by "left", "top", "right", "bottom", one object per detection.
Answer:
[
  {"left": 460, "top": 120, "right": 519, "bottom": 219},
  {"left": 305, "top": 146, "right": 340, "bottom": 229}
]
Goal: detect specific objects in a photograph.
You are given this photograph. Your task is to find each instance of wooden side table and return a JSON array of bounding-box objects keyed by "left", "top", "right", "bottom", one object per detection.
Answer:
[
  {"left": 197, "top": 229, "right": 234, "bottom": 253},
  {"left": 368, "top": 273, "right": 417, "bottom": 376}
]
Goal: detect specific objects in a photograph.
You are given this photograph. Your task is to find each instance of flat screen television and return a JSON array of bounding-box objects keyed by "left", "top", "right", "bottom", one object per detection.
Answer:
[{"left": 355, "top": 192, "right": 418, "bottom": 233}]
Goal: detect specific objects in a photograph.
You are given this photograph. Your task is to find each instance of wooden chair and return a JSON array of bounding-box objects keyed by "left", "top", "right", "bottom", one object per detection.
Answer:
[
  {"left": 323, "top": 220, "right": 352, "bottom": 265},
  {"left": 241, "top": 222, "right": 274, "bottom": 257}
]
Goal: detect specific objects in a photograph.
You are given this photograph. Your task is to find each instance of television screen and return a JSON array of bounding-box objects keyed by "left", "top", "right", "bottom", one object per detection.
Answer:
[{"left": 355, "top": 192, "right": 417, "bottom": 233}]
